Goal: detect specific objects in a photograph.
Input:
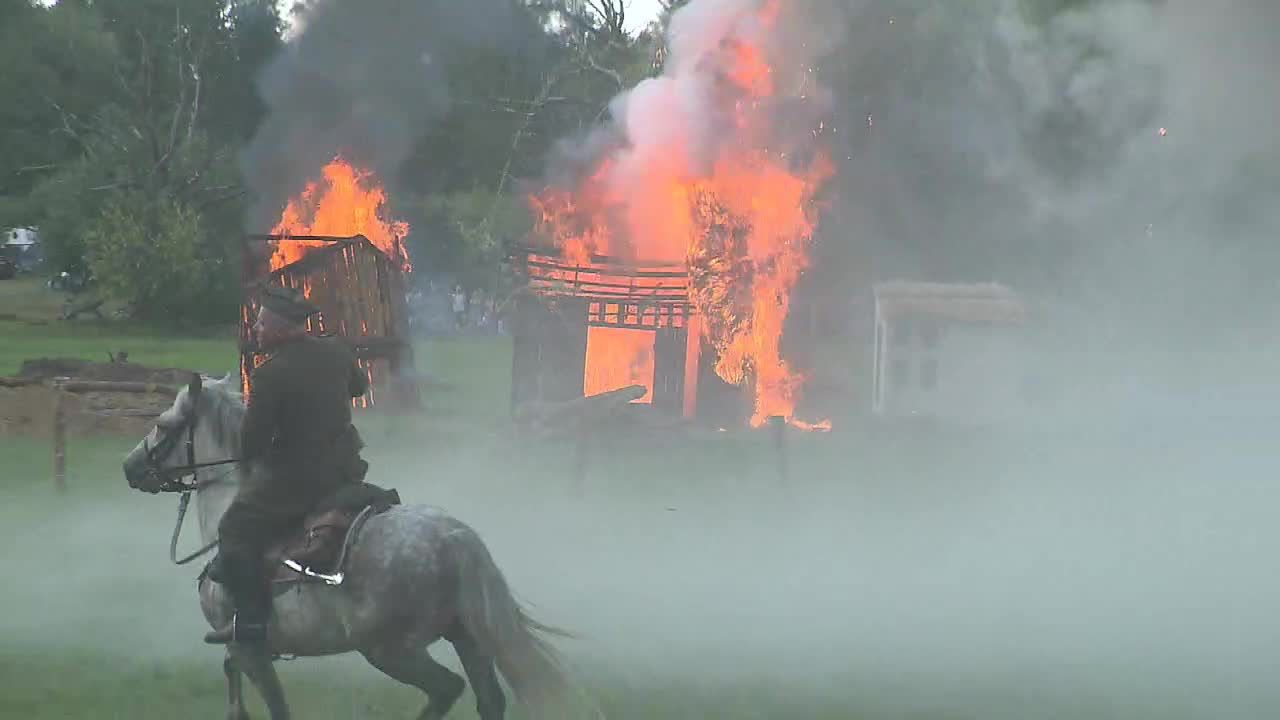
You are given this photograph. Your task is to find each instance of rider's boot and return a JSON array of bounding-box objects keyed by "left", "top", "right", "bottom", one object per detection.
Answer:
[
  {"left": 203, "top": 611, "right": 268, "bottom": 646},
  {"left": 204, "top": 551, "right": 270, "bottom": 646}
]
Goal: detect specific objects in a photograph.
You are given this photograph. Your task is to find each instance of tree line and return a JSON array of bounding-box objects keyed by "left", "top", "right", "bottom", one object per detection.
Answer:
[
  {"left": 10, "top": 0, "right": 1253, "bottom": 337},
  {"left": 0, "top": 0, "right": 676, "bottom": 325}
]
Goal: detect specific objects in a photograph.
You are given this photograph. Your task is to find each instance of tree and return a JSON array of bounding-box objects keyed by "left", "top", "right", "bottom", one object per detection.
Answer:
[
  {"left": 201, "top": 1, "right": 284, "bottom": 142},
  {"left": 396, "top": 0, "right": 654, "bottom": 295},
  {"left": 0, "top": 1, "right": 120, "bottom": 205},
  {"left": 83, "top": 191, "right": 211, "bottom": 319},
  {"left": 30, "top": 97, "right": 243, "bottom": 322},
  {"left": 398, "top": 4, "right": 564, "bottom": 197},
  {"left": 408, "top": 190, "right": 532, "bottom": 296},
  {"left": 529, "top": 0, "right": 656, "bottom": 125},
  {"left": 7, "top": 0, "right": 278, "bottom": 324}
]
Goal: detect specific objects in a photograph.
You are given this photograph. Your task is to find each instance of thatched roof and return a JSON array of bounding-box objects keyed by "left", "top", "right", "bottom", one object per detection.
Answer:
[{"left": 873, "top": 281, "right": 1028, "bottom": 325}]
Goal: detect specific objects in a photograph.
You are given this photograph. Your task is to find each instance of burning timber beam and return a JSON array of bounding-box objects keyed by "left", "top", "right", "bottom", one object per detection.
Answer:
[{"left": 513, "top": 384, "right": 647, "bottom": 437}]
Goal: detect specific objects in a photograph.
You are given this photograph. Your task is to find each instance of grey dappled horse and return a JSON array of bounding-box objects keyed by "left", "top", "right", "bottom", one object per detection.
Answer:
[{"left": 122, "top": 374, "right": 571, "bottom": 720}]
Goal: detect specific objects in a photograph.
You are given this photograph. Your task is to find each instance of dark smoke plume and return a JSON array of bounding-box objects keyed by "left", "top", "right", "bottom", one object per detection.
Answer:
[
  {"left": 240, "top": 0, "right": 527, "bottom": 228},
  {"left": 812, "top": 0, "right": 1280, "bottom": 340}
]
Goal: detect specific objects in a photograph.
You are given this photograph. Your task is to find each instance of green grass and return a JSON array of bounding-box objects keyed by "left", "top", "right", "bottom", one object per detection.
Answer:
[
  {"left": 2, "top": 311, "right": 1267, "bottom": 719},
  {"left": 0, "top": 276, "right": 239, "bottom": 374},
  {"left": 0, "top": 431, "right": 1195, "bottom": 720},
  {"left": 414, "top": 335, "right": 513, "bottom": 421},
  {"left": 0, "top": 655, "right": 878, "bottom": 720},
  {"left": 0, "top": 275, "right": 70, "bottom": 321},
  {"left": 0, "top": 646, "right": 878, "bottom": 720},
  {"left": 0, "top": 320, "right": 240, "bottom": 377},
  {"left": 0, "top": 427, "right": 1233, "bottom": 720},
  {"left": 0, "top": 324, "right": 909, "bottom": 719},
  {"left": 0, "top": 315, "right": 511, "bottom": 433},
  {"left": 0, "top": 419, "right": 867, "bottom": 720}
]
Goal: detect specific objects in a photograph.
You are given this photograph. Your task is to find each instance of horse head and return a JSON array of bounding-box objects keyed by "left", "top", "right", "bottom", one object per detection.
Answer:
[{"left": 122, "top": 373, "right": 206, "bottom": 493}]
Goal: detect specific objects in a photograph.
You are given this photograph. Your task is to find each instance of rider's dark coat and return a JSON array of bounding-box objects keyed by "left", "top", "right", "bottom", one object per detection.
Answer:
[{"left": 238, "top": 334, "right": 369, "bottom": 514}]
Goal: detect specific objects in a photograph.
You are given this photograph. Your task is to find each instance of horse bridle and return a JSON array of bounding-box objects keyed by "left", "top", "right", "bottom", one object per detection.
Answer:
[
  {"left": 143, "top": 399, "right": 240, "bottom": 494},
  {"left": 143, "top": 394, "right": 241, "bottom": 565}
]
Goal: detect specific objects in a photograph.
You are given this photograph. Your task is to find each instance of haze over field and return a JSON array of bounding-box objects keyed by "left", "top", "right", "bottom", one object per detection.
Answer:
[
  {"left": 4, "top": 411, "right": 1278, "bottom": 718},
  {"left": 4, "top": 0, "right": 1279, "bottom": 717}
]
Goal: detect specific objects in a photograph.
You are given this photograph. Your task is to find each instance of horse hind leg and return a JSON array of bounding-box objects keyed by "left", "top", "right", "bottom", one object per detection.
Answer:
[
  {"left": 361, "top": 642, "right": 465, "bottom": 720},
  {"left": 223, "top": 651, "right": 251, "bottom": 720},
  {"left": 230, "top": 645, "right": 291, "bottom": 720},
  {"left": 449, "top": 626, "right": 507, "bottom": 720}
]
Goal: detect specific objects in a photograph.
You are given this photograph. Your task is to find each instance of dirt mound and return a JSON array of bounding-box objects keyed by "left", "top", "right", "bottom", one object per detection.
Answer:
[
  {"left": 2, "top": 357, "right": 199, "bottom": 437},
  {"left": 17, "top": 357, "right": 195, "bottom": 385},
  {"left": 1, "top": 384, "right": 176, "bottom": 437}
]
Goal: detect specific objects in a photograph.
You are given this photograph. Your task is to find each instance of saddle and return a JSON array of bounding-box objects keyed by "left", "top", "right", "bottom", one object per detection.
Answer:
[
  {"left": 206, "top": 483, "right": 400, "bottom": 589},
  {"left": 263, "top": 508, "right": 365, "bottom": 585}
]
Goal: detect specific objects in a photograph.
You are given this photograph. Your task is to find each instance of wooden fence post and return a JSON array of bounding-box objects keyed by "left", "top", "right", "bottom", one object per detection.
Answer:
[
  {"left": 770, "top": 415, "right": 788, "bottom": 484},
  {"left": 572, "top": 421, "right": 589, "bottom": 490},
  {"left": 52, "top": 382, "right": 67, "bottom": 493}
]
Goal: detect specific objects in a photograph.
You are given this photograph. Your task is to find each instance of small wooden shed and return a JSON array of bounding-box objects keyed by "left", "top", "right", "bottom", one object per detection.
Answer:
[
  {"left": 239, "top": 234, "right": 418, "bottom": 410},
  {"left": 872, "top": 281, "right": 1030, "bottom": 421},
  {"left": 509, "top": 248, "right": 693, "bottom": 414},
  {"left": 508, "top": 246, "right": 750, "bottom": 426}
]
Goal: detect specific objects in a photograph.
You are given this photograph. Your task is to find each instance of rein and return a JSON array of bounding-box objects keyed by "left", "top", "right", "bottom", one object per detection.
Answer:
[
  {"left": 145, "top": 396, "right": 241, "bottom": 565},
  {"left": 169, "top": 472, "right": 233, "bottom": 565}
]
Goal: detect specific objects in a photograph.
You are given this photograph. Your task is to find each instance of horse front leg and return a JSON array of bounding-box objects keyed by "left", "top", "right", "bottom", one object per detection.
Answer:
[
  {"left": 223, "top": 651, "right": 251, "bottom": 720},
  {"left": 230, "top": 645, "right": 291, "bottom": 720}
]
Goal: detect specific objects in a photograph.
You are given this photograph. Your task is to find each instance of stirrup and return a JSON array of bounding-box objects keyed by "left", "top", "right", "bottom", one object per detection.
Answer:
[{"left": 204, "top": 614, "right": 267, "bottom": 646}]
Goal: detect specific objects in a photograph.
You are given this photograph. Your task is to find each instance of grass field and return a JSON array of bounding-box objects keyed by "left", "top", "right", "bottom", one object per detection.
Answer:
[
  {"left": 0, "top": 299, "right": 857, "bottom": 718},
  {"left": 0, "top": 400, "right": 864, "bottom": 719},
  {"left": 4, "top": 427, "right": 1237, "bottom": 720},
  {"left": 0, "top": 278, "right": 508, "bottom": 408},
  {"left": 3, "top": 283, "right": 1278, "bottom": 719}
]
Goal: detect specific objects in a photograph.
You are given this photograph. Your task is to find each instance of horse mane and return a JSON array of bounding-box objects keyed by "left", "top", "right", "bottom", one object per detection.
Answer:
[{"left": 198, "top": 374, "right": 246, "bottom": 458}]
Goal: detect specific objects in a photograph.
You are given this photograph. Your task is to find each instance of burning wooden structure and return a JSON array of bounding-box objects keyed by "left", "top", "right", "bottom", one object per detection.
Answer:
[
  {"left": 240, "top": 234, "right": 417, "bottom": 410},
  {"left": 509, "top": 247, "right": 747, "bottom": 424}
]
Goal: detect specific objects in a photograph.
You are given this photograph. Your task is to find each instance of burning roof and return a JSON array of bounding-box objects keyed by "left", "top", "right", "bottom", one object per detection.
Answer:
[
  {"left": 270, "top": 157, "right": 411, "bottom": 275},
  {"left": 529, "top": 0, "right": 835, "bottom": 428}
]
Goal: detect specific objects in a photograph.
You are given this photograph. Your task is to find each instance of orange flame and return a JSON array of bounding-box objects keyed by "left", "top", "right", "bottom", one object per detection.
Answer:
[
  {"left": 531, "top": 1, "right": 832, "bottom": 428},
  {"left": 584, "top": 326, "right": 655, "bottom": 402},
  {"left": 727, "top": 39, "right": 774, "bottom": 98},
  {"left": 688, "top": 151, "right": 834, "bottom": 427},
  {"left": 271, "top": 157, "right": 411, "bottom": 273}
]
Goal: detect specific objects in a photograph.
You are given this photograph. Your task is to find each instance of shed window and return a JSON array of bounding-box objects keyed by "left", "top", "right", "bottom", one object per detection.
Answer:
[
  {"left": 918, "top": 319, "right": 939, "bottom": 349},
  {"left": 894, "top": 318, "right": 913, "bottom": 347},
  {"left": 920, "top": 357, "right": 938, "bottom": 390},
  {"left": 892, "top": 356, "right": 909, "bottom": 389}
]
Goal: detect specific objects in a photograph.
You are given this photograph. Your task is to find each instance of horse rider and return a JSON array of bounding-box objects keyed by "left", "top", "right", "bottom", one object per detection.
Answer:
[{"left": 204, "top": 284, "right": 371, "bottom": 646}]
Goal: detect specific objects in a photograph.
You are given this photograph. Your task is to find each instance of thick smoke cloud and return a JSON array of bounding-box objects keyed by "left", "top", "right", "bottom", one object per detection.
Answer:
[
  {"left": 811, "top": 0, "right": 1280, "bottom": 340},
  {"left": 240, "top": 0, "right": 526, "bottom": 228},
  {"left": 539, "top": 0, "right": 837, "bottom": 262}
]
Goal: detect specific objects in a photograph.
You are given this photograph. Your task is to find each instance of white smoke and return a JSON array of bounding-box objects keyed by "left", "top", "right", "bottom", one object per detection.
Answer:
[
  {"left": 544, "top": 0, "right": 834, "bottom": 262},
  {"left": 816, "top": 0, "right": 1280, "bottom": 339}
]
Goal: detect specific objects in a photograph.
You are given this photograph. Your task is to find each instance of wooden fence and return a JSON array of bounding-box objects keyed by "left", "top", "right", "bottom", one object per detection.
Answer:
[{"left": 0, "top": 377, "right": 179, "bottom": 492}]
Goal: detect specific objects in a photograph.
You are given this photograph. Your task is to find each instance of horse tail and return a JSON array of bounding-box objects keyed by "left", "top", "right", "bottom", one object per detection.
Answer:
[{"left": 448, "top": 525, "right": 574, "bottom": 709}]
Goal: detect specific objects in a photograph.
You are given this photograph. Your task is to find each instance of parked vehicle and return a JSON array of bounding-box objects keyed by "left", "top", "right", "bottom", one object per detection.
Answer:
[{"left": 3, "top": 227, "right": 41, "bottom": 273}]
